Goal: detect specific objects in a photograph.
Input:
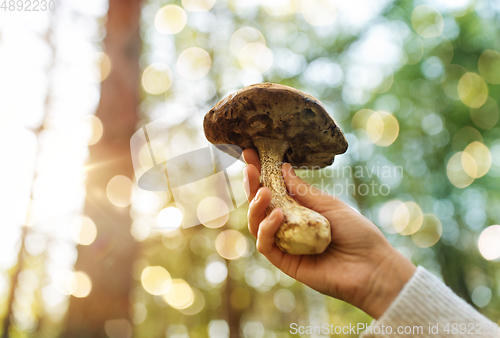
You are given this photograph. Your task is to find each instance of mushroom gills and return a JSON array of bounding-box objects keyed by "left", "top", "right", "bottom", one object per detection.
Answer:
[{"left": 253, "top": 137, "right": 331, "bottom": 255}]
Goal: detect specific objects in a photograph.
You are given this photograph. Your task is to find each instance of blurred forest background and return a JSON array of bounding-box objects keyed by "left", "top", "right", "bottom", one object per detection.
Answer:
[{"left": 1, "top": 0, "right": 500, "bottom": 337}]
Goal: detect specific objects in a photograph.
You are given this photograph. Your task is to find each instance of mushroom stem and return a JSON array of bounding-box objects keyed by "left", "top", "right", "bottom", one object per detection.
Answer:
[{"left": 253, "top": 138, "right": 332, "bottom": 255}]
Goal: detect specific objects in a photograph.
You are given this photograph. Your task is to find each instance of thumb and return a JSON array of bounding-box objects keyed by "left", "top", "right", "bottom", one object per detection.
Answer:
[{"left": 281, "top": 163, "right": 330, "bottom": 210}]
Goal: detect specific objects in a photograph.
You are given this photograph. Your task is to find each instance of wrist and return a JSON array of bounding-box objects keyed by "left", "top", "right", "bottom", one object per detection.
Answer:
[{"left": 360, "top": 248, "right": 416, "bottom": 319}]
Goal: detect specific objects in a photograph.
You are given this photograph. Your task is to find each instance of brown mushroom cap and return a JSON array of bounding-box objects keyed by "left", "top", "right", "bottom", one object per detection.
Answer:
[{"left": 204, "top": 83, "right": 348, "bottom": 168}]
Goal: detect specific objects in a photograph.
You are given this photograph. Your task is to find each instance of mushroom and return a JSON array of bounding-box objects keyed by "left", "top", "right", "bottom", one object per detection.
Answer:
[{"left": 204, "top": 83, "right": 348, "bottom": 255}]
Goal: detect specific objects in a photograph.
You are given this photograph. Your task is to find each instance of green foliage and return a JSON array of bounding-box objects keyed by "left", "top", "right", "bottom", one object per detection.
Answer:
[{"left": 138, "top": 0, "right": 500, "bottom": 336}]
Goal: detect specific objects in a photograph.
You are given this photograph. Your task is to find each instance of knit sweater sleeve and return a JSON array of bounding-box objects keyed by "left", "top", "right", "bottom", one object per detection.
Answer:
[{"left": 361, "top": 266, "right": 499, "bottom": 338}]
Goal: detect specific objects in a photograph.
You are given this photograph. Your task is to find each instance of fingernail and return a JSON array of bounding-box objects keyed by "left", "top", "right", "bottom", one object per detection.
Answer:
[{"left": 243, "top": 167, "right": 250, "bottom": 199}]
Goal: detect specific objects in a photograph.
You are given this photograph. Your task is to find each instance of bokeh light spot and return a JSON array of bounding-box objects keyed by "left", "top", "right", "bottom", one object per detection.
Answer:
[
  {"left": 177, "top": 47, "right": 211, "bottom": 80},
  {"left": 478, "top": 49, "right": 500, "bottom": 85},
  {"left": 157, "top": 207, "right": 183, "bottom": 231},
  {"left": 163, "top": 279, "right": 194, "bottom": 309},
  {"left": 457, "top": 73, "right": 488, "bottom": 108},
  {"left": 447, "top": 152, "right": 474, "bottom": 188},
  {"left": 478, "top": 225, "right": 500, "bottom": 260},
  {"left": 208, "top": 320, "right": 229, "bottom": 338},
  {"left": 106, "top": 175, "right": 133, "bottom": 207},
  {"left": 82, "top": 115, "right": 103, "bottom": 146},
  {"left": 155, "top": 5, "right": 187, "bottom": 34},
  {"left": 411, "top": 5, "right": 444, "bottom": 38},
  {"left": 182, "top": 0, "right": 215, "bottom": 12},
  {"left": 72, "top": 216, "right": 97, "bottom": 246},
  {"left": 403, "top": 33, "right": 424, "bottom": 65},
  {"left": 460, "top": 151, "right": 478, "bottom": 179},
  {"left": 301, "top": 0, "right": 337, "bottom": 26},
  {"left": 215, "top": 230, "right": 247, "bottom": 260},
  {"left": 441, "top": 64, "right": 467, "bottom": 100},
  {"left": 230, "top": 27, "right": 266, "bottom": 57},
  {"left": 366, "top": 111, "right": 399, "bottom": 147},
  {"left": 451, "top": 126, "right": 483, "bottom": 152},
  {"left": 393, "top": 201, "right": 423, "bottom": 235},
  {"left": 470, "top": 97, "right": 499, "bottom": 130},
  {"left": 197, "top": 197, "right": 229, "bottom": 229},
  {"left": 141, "top": 63, "right": 173, "bottom": 95},
  {"left": 262, "top": 0, "right": 296, "bottom": 16},
  {"left": 471, "top": 286, "right": 492, "bottom": 308},
  {"left": 68, "top": 271, "right": 92, "bottom": 298},
  {"left": 273, "top": 289, "right": 296, "bottom": 313},
  {"left": 96, "top": 52, "right": 112, "bottom": 82},
  {"left": 421, "top": 113, "right": 443, "bottom": 136},
  {"left": 351, "top": 109, "right": 375, "bottom": 130},
  {"left": 141, "top": 266, "right": 172, "bottom": 296},
  {"left": 238, "top": 43, "right": 273, "bottom": 74},
  {"left": 179, "top": 288, "right": 205, "bottom": 315},
  {"left": 205, "top": 261, "right": 227, "bottom": 284},
  {"left": 411, "top": 214, "right": 442, "bottom": 248},
  {"left": 463, "top": 142, "right": 491, "bottom": 178},
  {"left": 429, "top": 38, "right": 454, "bottom": 65},
  {"left": 132, "top": 304, "right": 147, "bottom": 325},
  {"left": 421, "top": 57, "right": 443, "bottom": 80},
  {"left": 378, "top": 200, "right": 405, "bottom": 234}
]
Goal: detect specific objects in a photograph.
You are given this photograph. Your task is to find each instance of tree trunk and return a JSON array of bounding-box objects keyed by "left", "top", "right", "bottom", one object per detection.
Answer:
[{"left": 63, "top": 0, "right": 142, "bottom": 336}]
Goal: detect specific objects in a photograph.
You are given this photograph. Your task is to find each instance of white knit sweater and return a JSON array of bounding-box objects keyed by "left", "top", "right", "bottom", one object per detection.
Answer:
[{"left": 361, "top": 266, "right": 499, "bottom": 338}]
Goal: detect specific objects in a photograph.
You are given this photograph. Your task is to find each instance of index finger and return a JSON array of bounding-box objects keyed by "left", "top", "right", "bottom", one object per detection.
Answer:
[{"left": 243, "top": 148, "right": 261, "bottom": 173}]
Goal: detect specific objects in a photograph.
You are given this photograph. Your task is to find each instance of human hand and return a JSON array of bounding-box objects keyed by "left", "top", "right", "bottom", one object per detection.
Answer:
[{"left": 243, "top": 148, "right": 416, "bottom": 319}]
